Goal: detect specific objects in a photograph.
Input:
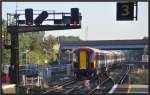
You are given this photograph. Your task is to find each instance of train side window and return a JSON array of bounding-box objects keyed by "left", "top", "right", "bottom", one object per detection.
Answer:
[
  {"left": 89, "top": 53, "right": 94, "bottom": 63},
  {"left": 73, "top": 52, "right": 79, "bottom": 68},
  {"left": 96, "top": 54, "right": 100, "bottom": 60},
  {"left": 73, "top": 53, "right": 77, "bottom": 62},
  {"left": 73, "top": 52, "right": 79, "bottom": 62},
  {"left": 100, "top": 55, "right": 105, "bottom": 61}
]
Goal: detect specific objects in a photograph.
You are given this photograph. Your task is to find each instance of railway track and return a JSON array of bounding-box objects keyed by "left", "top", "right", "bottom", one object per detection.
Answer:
[
  {"left": 117, "top": 65, "right": 130, "bottom": 84},
  {"left": 30, "top": 64, "right": 131, "bottom": 94},
  {"left": 88, "top": 64, "right": 131, "bottom": 94},
  {"left": 88, "top": 74, "right": 115, "bottom": 94},
  {"left": 43, "top": 79, "right": 76, "bottom": 94},
  {"left": 26, "top": 79, "right": 75, "bottom": 94},
  {"left": 109, "top": 64, "right": 131, "bottom": 93},
  {"left": 112, "top": 64, "right": 130, "bottom": 84},
  {"left": 43, "top": 76, "right": 111, "bottom": 94}
]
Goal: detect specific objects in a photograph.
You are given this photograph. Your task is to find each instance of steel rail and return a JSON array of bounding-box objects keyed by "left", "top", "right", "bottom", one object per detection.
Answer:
[
  {"left": 43, "top": 79, "right": 76, "bottom": 94},
  {"left": 117, "top": 65, "right": 130, "bottom": 84},
  {"left": 88, "top": 64, "right": 130, "bottom": 94},
  {"left": 88, "top": 76, "right": 115, "bottom": 94}
]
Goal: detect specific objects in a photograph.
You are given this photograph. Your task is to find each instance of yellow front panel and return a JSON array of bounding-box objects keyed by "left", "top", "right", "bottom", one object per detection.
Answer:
[
  {"left": 80, "top": 51, "right": 86, "bottom": 69},
  {"left": 93, "top": 60, "right": 96, "bottom": 69}
]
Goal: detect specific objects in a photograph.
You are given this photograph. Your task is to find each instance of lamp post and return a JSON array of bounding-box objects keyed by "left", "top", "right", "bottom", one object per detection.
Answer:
[
  {"left": 43, "top": 48, "right": 48, "bottom": 64},
  {"left": 66, "top": 50, "right": 71, "bottom": 64}
]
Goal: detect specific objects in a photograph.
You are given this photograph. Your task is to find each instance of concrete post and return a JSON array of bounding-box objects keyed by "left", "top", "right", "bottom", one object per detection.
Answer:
[
  {"left": 48, "top": 68, "right": 52, "bottom": 81},
  {"left": 22, "top": 75, "right": 26, "bottom": 86},
  {"left": 46, "top": 67, "right": 49, "bottom": 83},
  {"left": 67, "top": 64, "right": 71, "bottom": 76},
  {"left": 37, "top": 76, "right": 41, "bottom": 87}
]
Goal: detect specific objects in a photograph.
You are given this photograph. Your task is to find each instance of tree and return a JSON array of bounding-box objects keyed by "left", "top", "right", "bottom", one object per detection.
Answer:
[
  {"left": 2, "top": 19, "right": 11, "bottom": 64},
  {"left": 19, "top": 32, "right": 58, "bottom": 64},
  {"left": 2, "top": 17, "right": 58, "bottom": 64},
  {"left": 2, "top": 49, "right": 11, "bottom": 64},
  {"left": 42, "top": 35, "right": 58, "bottom": 63},
  {"left": 19, "top": 32, "right": 45, "bottom": 64}
]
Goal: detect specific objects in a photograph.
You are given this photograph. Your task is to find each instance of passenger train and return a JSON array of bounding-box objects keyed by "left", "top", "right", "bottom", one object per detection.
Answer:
[{"left": 71, "top": 47, "right": 125, "bottom": 80}]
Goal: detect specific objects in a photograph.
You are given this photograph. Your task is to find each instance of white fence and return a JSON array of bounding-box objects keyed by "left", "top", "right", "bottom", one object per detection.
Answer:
[{"left": 20, "top": 64, "right": 72, "bottom": 87}]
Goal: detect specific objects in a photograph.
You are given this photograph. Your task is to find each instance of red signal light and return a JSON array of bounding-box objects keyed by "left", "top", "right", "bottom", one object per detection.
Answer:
[{"left": 27, "top": 22, "right": 32, "bottom": 26}]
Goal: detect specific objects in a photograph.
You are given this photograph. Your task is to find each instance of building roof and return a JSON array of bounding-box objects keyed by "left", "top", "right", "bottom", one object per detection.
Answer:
[{"left": 60, "top": 39, "right": 148, "bottom": 46}]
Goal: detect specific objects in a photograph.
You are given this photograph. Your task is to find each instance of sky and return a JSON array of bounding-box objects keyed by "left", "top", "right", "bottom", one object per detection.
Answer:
[{"left": 2, "top": 2, "right": 148, "bottom": 40}]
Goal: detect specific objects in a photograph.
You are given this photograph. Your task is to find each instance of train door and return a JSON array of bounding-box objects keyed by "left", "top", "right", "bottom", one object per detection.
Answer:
[
  {"left": 72, "top": 53, "right": 77, "bottom": 72},
  {"left": 89, "top": 52, "right": 93, "bottom": 68},
  {"left": 99, "top": 54, "right": 105, "bottom": 72},
  {"left": 80, "top": 51, "right": 87, "bottom": 69},
  {"left": 104, "top": 55, "right": 108, "bottom": 71},
  {"left": 104, "top": 55, "right": 107, "bottom": 68},
  {"left": 91, "top": 53, "right": 96, "bottom": 70},
  {"left": 96, "top": 54, "right": 100, "bottom": 69},
  {"left": 95, "top": 54, "right": 101, "bottom": 75}
]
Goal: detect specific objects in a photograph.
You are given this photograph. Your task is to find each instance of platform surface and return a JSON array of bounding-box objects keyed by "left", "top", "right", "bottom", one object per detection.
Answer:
[
  {"left": 109, "top": 84, "right": 148, "bottom": 94},
  {"left": 2, "top": 84, "right": 16, "bottom": 94}
]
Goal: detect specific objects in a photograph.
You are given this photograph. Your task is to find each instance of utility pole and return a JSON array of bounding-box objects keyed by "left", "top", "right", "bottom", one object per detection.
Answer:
[
  {"left": 58, "top": 36, "right": 61, "bottom": 64},
  {"left": 149, "top": 1, "right": 150, "bottom": 48},
  {"left": 0, "top": 2, "right": 2, "bottom": 94}
]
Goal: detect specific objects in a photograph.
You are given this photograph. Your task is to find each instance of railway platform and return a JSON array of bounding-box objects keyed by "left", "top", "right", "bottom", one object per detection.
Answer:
[
  {"left": 2, "top": 84, "right": 16, "bottom": 94},
  {"left": 109, "top": 84, "right": 148, "bottom": 94}
]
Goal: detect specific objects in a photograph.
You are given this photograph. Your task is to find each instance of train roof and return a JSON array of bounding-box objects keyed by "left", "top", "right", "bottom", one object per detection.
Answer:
[
  {"left": 72, "top": 46, "right": 125, "bottom": 56},
  {"left": 72, "top": 46, "right": 113, "bottom": 55}
]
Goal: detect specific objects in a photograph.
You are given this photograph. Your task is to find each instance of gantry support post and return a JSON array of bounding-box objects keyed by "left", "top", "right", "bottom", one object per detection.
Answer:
[{"left": 9, "top": 31, "right": 19, "bottom": 93}]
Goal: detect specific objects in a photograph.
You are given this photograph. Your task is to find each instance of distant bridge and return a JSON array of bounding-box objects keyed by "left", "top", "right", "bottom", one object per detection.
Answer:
[{"left": 60, "top": 39, "right": 148, "bottom": 51}]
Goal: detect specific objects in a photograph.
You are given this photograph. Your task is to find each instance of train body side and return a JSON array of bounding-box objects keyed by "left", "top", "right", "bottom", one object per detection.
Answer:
[{"left": 71, "top": 47, "right": 125, "bottom": 80}]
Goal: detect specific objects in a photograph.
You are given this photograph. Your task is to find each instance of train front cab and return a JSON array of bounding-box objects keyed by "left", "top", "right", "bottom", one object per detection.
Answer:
[{"left": 72, "top": 48, "right": 96, "bottom": 80}]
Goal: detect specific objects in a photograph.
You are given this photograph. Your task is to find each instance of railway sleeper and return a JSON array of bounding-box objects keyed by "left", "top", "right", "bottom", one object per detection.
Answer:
[{"left": 63, "top": 87, "right": 77, "bottom": 94}]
